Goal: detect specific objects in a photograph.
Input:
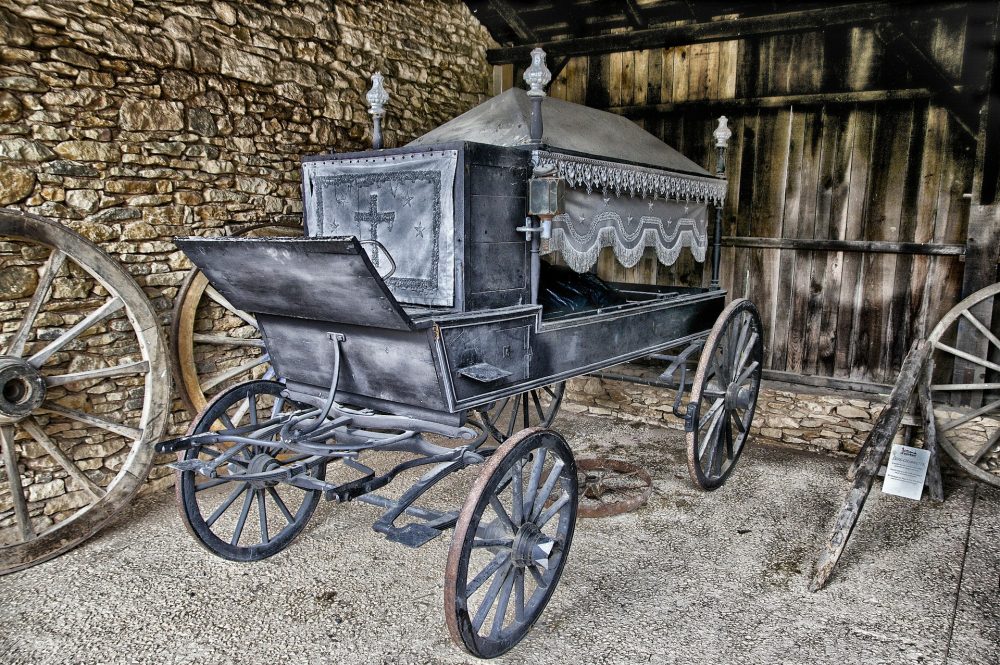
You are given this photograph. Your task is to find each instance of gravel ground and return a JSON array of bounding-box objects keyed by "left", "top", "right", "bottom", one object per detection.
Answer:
[{"left": 1, "top": 412, "right": 997, "bottom": 665}]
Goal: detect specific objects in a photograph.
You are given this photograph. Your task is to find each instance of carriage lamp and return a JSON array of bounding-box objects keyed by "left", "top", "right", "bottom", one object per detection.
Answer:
[
  {"left": 366, "top": 71, "right": 389, "bottom": 149},
  {"left": 527, "top": 168, "right": 565, "bottom": 240}
]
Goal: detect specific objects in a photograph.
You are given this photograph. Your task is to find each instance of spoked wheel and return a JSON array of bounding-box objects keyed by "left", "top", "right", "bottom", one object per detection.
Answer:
[
  {"left": 926, "top": 282, "right": 1000, "bottom": 487},
  {"left": 170, "top": 223, "right": 301, "bottom": 415},
  {"left": 476, "top": 383, "right": 566, "bottom": 443},
  {"left": 0, "top": 209, "right": 170, "bottom": 574},
  {"left": 445, "top": 428, "right": 578, "bottom": 659},
  {"left": 686, "top": 298, "right": 764, "bottom": 491},
  {"left": 177, "top": 380, "right": 326, "bottom": 561}
]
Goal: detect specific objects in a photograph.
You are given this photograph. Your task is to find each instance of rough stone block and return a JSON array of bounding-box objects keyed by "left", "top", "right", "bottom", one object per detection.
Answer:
[{"left": 119, "top": 100, "right": 185, "bottom": 131}]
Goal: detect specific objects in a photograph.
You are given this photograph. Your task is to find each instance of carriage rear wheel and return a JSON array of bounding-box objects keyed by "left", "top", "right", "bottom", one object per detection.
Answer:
[
  {"left": 176, "top": 380, "right": 325, "bottom": 561},
  {"left": 445, "top": 428, "right": 577, "bottom": 659},
  {"left": 476, "top": 383, "right": 565, "bottom": 443},
  {"left": 686, "top": 298, "right": 763, "bottom": 491}
]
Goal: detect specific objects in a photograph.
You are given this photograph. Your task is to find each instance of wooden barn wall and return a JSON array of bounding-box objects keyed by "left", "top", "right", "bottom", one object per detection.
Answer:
[{"left": 546, "top": 19, "right": 975, "bottom": 386}]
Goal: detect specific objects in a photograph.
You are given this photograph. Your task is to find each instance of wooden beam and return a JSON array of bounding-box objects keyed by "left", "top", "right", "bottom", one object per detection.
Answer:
[
  {"left": 622, "top": 0, "right": 648, "bottom": 29},
  {"left": 487, "top": 2, "right": 968, "bottom": 64},
  {"left": 492, "top": 63, "right": 514, "bottom": 95},
  {"left": 549, "top": 55, "right": 570, "bottom": 80},
  {"left": 811, "top": 339, "right": 931, "bottom": 591},
  {"left": 721, "top": 236, "right": 966, "bottom": 256},
  {"left": 487, "top": 0, "right": 536, "bottom": 43},
  {"left": 608, "top": 87, "right": 958, "bottom": 116},
  {"left": 875, "top": 23, "right": 977, "bottom": 138}
]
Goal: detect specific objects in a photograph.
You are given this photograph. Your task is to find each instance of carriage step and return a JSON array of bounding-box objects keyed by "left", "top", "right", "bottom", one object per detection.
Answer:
[{"left": 383, "top": 523, "right": 445, "bottom": 548}]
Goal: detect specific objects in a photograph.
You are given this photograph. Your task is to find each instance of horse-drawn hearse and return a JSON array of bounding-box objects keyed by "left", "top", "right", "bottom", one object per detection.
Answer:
[{"left": 156, "top": 49, "right": 763, "bottom": 657}]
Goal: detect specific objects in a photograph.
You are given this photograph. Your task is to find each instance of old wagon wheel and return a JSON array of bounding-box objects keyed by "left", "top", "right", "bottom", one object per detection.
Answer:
[
  {"left": 926, "top": 282, "right": 1000, "bottom": 487},
  {"left": 0, "top": 208, "right": 170, "bottom": 574},
  {"left": 576, "top": 457, "right": 652, "bottom": 518},
  {"left": 686, "top": 298, "right": 763, "bottom": 491},
  {"left": 176, "top": 380, "right": 326, "bottom": 561},
  {"left": 476, "top": 383, "right": 566, "bottom": 443},
  {"left": 171, "top": 223, "right": 301, "bottom": 416},
  {"left": 445, "top": 428, "right": 577, "bottom": 659}
]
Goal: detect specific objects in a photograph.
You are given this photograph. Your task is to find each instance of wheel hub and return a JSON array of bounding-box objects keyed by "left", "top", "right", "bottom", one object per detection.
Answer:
[
  {"left": 512, "top": 522, "right": 555, "bottom": 570},
  {"left": 0, "top": 356, "right": 46, "bottom": 424},
  {"left": 725, "top": 381, "right": 752, "bottom": 411},
  {"left": 244, "top": 452, "right": 281, "bottom": 489}
]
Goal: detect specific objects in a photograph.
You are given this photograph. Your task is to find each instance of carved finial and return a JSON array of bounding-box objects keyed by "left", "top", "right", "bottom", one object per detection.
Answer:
[
  {"left": 366, "top": 72, "right": 389, "bottom": 149},
  {"left": 523, "top": 48, "right": 551, "bottom": 98},
  {"left": 713, "top": 115, "right": 732, "bottom": 149}
]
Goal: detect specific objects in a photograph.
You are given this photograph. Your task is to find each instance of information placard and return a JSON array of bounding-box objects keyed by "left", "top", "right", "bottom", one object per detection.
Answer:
[{"left": 882, "top": 444, "right": 930, "bottom": 501}]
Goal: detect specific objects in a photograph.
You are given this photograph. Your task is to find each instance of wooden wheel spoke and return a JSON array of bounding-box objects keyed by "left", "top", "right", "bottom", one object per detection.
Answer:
[
  {"left": 192, "top": 334, "right": 265, "bottom": 348},
  {"left": 40, "top": 402, "right": 142, "bottom": 440},
  {"left": 723, "top": 417, "right": 735, "bottom": 461},
  {"left": 472, "top": 563, "right": 513, "bottom": 633},
  {"left": 193, "top": 477, "right": 231, "bottom": 492},
  {"left": 1, "top": 425, "right": 34, "bottom": 542},
  {"left": 735, "top": 360, "right": 760, "bottom": 387},
  {"left": 530, "top": 458, "right": 565, "bottom": 521},
  {"left": 537, "top": 490, "right": 570, "bottom": 527},
  {"left": 970, "top": 428, "right": 1000, "bottom": 465},
  {"left": 932, "top": 340, "right": 1000, "bottom": 374},
  {"left": 44, "top": 360, "right": 150, "bottom": 387},
  {"left": 28, "top": 297, "right": 124, "bottom": 368},
  {"left": 22, "top": 418, "right": 104, "bottom": 501},
  {"left": 466, "top": 550, "right": 511, "bottom": 597},
  {"left": 698, "top": 406, "right": 725, "bottom": 458},
  {"left": 698, "top": 398, "right": 725, "bottom": 431},
  {"left": 473, "top": 537, "right": 514, "bottom": 549},
  {"left": 205, "top": 484, "right": 247, "bottom": 528},
  {"left": 256, "top": 490, "right": 269, "bottom": 545},
  {"left": 730, "top": 408, "right": 747, "bottom": 434},
  {"left": 734, "top": 331, "right": 759, "bottom": 376},
  {"left": 524, "top": 448, "right": 547, "bottom": 516},
  {"left": 489, "top": 494, "right": 515, "bottom": 530},
  {"left": 204, "top": 285, "right": 257, "bottom": 328},
  {"left": 960, "top": 309, "right": 1000, "bottom": 353},
  {"left": 509, "top": 460, "right": 524, "bottom": 526},
  {"left": 938, "top": 397, "right": 1000, "bottom": 433},
  {"left": 201, "top": 354, "right": 270, "bottom": 393},
  {"left": 531, "top": 390, "right": 545, "bottom": 422},
  {"left": 505, "top": 394, "right": 522, "bottom": 439},
  {"left": 4, "top": 249, "right": 66, "bottom": 358},
  {"left": 230, "top": 487, "right": 254, "bottom": 546},
  {"left": 270, "top": 396, "right": 286, "bottom": 420},
  {"left": 514, "top": 568, "right": 526, "bottom": 623},
  {"left": 527, "top": 562, "right": 545, "bottom": 586},
  {"left": 267, "top": 487, "right": 295, "bottom": 524},
  {"left": 490, "top": 567, "right": 516, "bottom": 638}
]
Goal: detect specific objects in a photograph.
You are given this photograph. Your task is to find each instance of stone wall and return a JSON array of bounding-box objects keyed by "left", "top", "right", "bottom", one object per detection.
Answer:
[
  {"left": 564, "top": 376, "right": 882, "bottom": 457},
  {"left": 0, "top": 0, "right": 494, "bottom": 526}
]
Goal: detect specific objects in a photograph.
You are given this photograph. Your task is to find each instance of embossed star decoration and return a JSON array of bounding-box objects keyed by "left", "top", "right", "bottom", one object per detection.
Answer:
[
  {"left": 413, "top": 222, "right": 425, "bottom": 238},
  {"left": 397, "top": 192, "right": 414, "bottom": 208}
]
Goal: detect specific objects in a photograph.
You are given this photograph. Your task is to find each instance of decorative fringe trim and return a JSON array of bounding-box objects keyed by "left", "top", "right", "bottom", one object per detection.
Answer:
[
  {"left": 545, "top": 225, "right": 707, "bottom": 273},
  {"left": 533, "top": 150, "right": 727, "bottom": 205}
]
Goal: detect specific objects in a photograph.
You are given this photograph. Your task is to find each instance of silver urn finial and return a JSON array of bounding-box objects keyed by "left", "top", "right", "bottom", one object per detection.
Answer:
[
  {"left": 713, "top": 116, "right": 731, "bottom": 177},
  {"left": 367, "top": 71, "right": 389, "bottom": 149},
  {"left": 523, "top": 47, "right": 551, "bottom": 98},
  {"left": 523, "top": 48, "right": 551, "bottom": 144},
  {"left": 713, "top": 116, "right": 732, "bottom": 148}
]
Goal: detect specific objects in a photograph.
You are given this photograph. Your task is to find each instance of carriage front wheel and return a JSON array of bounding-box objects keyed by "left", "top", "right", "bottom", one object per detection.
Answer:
[
  {"left": 685, "top": 298, "right": 764, "bottom": 490},
  {"left": 445, "top": 428, "right": 578, "bottom": 658},
  {"left": 176, "top": 380, "right": 326, "bottom": 561}
]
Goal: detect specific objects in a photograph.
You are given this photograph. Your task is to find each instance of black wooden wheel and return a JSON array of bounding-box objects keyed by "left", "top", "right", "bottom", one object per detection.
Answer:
[
  {"left": 686, "top": 298, "right": 764, "bottom": 490},
  {"left": 176, "top": 380, "right": 325, "bottom": 561},
  {"left": 445, "top": 428, "right": 578, "bottom": 659},
  {"left": 476, "top": 383, "right": 565, "bottom": 443}
]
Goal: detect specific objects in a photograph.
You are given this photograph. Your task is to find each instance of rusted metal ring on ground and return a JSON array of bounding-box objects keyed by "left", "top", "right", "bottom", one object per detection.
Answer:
[{"left": 576, "top": 457, "right": 653, "bottom": 518}]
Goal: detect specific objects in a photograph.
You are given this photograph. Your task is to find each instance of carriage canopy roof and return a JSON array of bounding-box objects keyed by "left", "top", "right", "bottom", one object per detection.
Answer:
[{"left": 408, "top": 88, "right": 711, "bottom": 178}]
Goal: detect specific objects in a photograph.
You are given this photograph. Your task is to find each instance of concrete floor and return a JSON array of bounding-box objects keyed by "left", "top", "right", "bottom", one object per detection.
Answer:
[{"left": 1, "top": 412, "right": 997, "bottom": 665}]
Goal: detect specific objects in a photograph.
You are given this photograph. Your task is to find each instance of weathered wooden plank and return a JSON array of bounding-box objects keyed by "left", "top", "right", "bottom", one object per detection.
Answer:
[
  {"left": 721, "top": 236, "right": 965, "bottom": 256},
  {"left": 812, "top": 339, "right": 931, "bottom": 591},
  {"left": 919, "top": 360, "right": 945, "bottom": 503}
]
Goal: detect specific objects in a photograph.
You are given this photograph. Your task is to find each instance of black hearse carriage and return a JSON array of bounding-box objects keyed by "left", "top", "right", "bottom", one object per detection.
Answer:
[{"left": 157, "top": 50, "right": 764, "bottom": 658}]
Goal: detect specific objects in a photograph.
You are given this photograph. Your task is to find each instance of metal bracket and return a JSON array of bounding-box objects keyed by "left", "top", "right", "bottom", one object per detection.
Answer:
[{"left": 327, "top": 332, "right": 346, "bottom": 342}]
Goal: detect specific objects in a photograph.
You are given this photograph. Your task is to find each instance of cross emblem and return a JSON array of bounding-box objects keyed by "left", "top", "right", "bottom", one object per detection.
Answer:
[{"left": 355, "top": 192, "right": 395, "bottom": 266}]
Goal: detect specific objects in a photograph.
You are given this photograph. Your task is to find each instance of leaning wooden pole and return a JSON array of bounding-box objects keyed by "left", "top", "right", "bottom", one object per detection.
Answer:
[{"left": 810, "top": 339, "right": 931, "bottom": 592}]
